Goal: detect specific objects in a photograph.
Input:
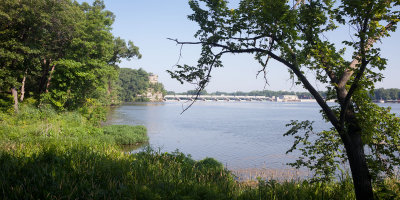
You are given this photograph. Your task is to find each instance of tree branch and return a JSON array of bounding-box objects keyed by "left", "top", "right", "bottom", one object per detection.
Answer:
[
  {"left": 337, "top": 21, "right": 397, "bottom": 101},
  {"left": 293, "top": 0, "right": 305, "bottom": 9},
  {"left": 169, "top": 38, "right": 341, "bottom": 129}
]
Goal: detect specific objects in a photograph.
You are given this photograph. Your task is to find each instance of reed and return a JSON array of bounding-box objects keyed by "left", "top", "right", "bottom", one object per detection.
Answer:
[
  {"left": 103, "top": 125, "right": 148, "bottom": 145},
  {"left": 0, "top": 105, "right": 399, "bottom": 199}
]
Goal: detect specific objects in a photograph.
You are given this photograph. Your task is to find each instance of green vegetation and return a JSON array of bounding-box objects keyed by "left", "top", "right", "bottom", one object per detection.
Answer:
[
  {"left": 171, "top": 89, "right": 326, "bottom": 99},
  {"left": 0, "top": 144, "right": 236, "bottom": 200},
  {"left": 170, "top": 88, "right": 400, "bottom": 102},
  {"left": 0, "top": 0, "right": 142, "bottom": 111},
  {"left": 103, "top": 125, "right": 148, "bottom": 145},
  {"left": 1, "top": 0, "right": 400, "bottom": 199},
  {"left": 1, "top": 105, "right": 400, "bottom": 199},
  {"left": 0, "top": 104, "right": 148, "bottom": 148},
  {"left": 118, "top": 68, "right": 166, "bottom": 102},
  {"left": 168, "top": 0, "right": 400, "bottom": 199},
  {"left": 371, "top": 88, "right": 400, "bottom": 101}
]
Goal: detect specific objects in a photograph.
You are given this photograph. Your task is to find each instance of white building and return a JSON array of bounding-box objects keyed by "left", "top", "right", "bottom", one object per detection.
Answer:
[{"left": 276, "top": 95, "right": 299, "bottom": 102}]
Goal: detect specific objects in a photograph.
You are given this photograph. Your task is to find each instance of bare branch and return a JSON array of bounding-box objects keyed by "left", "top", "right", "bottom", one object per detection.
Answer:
[
  {"left": 171, "top": 43, "right": 184, "bottom": 68},
  {"left": 169, "top": 38, "right": 341, "bottom": 129},
  {"left": 179, "top": 51, "right": 222, "bottom": 114},
  {"left": 255, "top": 55, "right": 271, "bottom": 89},
  {"left": 256, "top": 38, "right": 274, "bottom": 88}
]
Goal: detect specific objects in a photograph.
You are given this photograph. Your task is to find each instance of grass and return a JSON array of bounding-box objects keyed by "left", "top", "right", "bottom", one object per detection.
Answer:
[
  {"left": 0, "top": 104, "right": 148, "bottom": 147},
  {"left": 103, "top": 125, "right": 148, "bottom": 145},
  {"left": 0, "top": 105, "right": 399, "bottom": 199},
  {"left": 0, "top": 142, "right": 239, "bottom": 199}
]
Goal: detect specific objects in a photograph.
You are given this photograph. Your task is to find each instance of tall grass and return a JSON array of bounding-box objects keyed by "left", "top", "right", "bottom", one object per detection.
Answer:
[
  {"left": 0, "top": 143, "right": 240, "bottom": 199},
  {"left": 0, "top": 105, "right": 399, "bottom": 199},
  {"left": 238, "top": 178, "right": 356, "bottom": 200},
  {"left": 103, "top": 125, "right": 148, "bottom": 145},
  {"left": 0, "top": 104, "right": 148, "bottom": 147}
]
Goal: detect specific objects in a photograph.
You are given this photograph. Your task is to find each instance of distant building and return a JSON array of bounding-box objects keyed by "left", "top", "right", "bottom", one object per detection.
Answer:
[
  {"left": 277, "top": 95, "right": 299, "bottom": 102},
  {"left": 149, "top": 73, "right": 158, "bottom": 84},
  {"left": 146, "top": 73, "right": 163, "bottom": 102}
]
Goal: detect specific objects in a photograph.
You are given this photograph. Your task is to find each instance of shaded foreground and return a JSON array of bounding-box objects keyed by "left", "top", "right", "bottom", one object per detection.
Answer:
[{"left": 0, "top": 106, "right": 399, "bottom": 199}]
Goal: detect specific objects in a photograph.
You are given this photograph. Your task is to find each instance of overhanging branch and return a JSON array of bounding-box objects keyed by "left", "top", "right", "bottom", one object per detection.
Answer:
[{"left": 169, "top": 38, "right": 341, "bottom": 129}]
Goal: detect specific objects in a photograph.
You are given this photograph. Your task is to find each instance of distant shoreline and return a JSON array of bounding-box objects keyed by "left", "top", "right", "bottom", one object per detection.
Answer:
[{"left": 162, "top": 99, "right": 399, "bottom": 103}]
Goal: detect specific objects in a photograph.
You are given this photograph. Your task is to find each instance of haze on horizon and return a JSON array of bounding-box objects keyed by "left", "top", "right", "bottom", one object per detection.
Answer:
[{"left": 78, "top": 0, "right": 400, "bottom": 93}]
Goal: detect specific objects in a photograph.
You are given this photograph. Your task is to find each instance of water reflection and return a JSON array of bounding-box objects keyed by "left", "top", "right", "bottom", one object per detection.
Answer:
[{"left": 106, "top": 102, "right": 400, "bottom": 172}]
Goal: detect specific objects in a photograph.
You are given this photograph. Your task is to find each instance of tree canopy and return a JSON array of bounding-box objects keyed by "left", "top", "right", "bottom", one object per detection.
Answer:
[
  {"left": 372, "top": 88, "right": 400, "bottom": 100},
  {"left": 168, "top": 0, "right": 400, "bottom": 199},
  {"left": 0, "top": 0, "right": 141, "bottom": 110}
]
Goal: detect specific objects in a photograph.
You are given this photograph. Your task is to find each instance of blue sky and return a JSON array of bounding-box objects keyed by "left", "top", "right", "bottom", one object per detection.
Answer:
[{"left": 78, "top": 0, "right": 400, "bottom": 93}]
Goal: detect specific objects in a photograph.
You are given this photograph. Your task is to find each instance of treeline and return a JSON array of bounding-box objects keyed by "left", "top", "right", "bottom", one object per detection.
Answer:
[
  {"left": 119, "top": 68, "right": 166, "bottom": 102},
  {"left": 0, "top": 0, "right": 141, "bottom": 111},
  {"left": 168, "top": 90, "right": 327, "bottom": 99},
  {"left": 371, "top": 88, "right": 400, "bottom": 100},
  {"left": 169, "top": 88, "right": 400, "bottom": 101}
]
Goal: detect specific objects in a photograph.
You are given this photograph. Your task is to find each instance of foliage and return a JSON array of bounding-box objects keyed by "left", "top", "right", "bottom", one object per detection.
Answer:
[
  {"left": 0, "top": 104, "right": 237, "bottom": 199},
  {"left": 78, "top": 98, "right": 108, "bottom": 126},
  {"left": 0, "top": 104, "right": 147, "bottom": 147},
  {"left": 0, "top": 0, "right": 141, "bottom": 111},
  {"left": 181, "top": 89, "right": 209, "bottom": 95},
  {"left": 149, "top": 82, "right": 167, "bottom": 97},
  {"left": 371, "top": 88, "right": 400, "bottom": 100},
  {"left": 103, "top": 125, "right": 148, "bottom": 145},
  {"left": 284, "top": 92, "right": 400, "bottom": 184},
  {"left": 168, "top": 0, "right": 400, "bottom": 198},
  {"left": 238, "top": 177, "right": 357, "bottom": 200},
  {"left": 1, "top": 105, "right": 399, "bottom": 199},
  {"left": 284, "top": 120, "right": 346, "bottom": 182},
  {"left": 118, "top": 68, "right": 166, "bottom": 102},
  {"left": 1, "top": 142, "right": 399, "bottom": 199},
  {"left": 174, "top": 89, "right": 327, "bottom": 99},
  {"left": 118, "top": 68, "right": 149, "bottom": 101}
]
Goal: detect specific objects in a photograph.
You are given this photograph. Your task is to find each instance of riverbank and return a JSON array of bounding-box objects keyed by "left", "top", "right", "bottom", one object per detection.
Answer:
[
  {"left": 1, "top": 105, "right": 399, "bottom": 199},
  {"left": 0, "top": 105, "right": 237, "bottom": 199}
]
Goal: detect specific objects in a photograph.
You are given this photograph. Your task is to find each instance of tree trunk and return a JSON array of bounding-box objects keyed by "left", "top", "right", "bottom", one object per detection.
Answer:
[
  {"left": 107, "top": 79, "right": 116, "bottom": 104},
  {"left": 107, "top": 80, "right": 112, "bottom": 96},
  {"left": 341, "top": 115, "right": 374, "bottom": 200},
  {"left": 11, "top": 87, "right": 18, "bottom": 113},
  {"left": 38, "top": 59, "right": 50, "bottom": 95},
  {"left": 20, "top": 70, "right": 27, "bottom": 102},
  {"left": 45, "top": 64, "right": 56, "bottom": 93}
]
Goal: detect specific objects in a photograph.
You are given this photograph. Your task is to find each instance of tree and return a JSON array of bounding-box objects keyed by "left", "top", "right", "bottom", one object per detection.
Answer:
[
  {"left": 118, "top": 68, "right": 149, "bottom": 102},
  {"left": 0, "top": 0, "right": 141, "bottom": 110},
  {"left": 47, "top": 0, "right": 141, "bottom": 109},
  {"left": 118, "top": 68, "right": 166, "bottom": 102},
  {"left": 168, "top": 0, "right": 400, "bottom": 199},
  {"left": 0, "top": 0, "right": 78, "bottom": 111}
]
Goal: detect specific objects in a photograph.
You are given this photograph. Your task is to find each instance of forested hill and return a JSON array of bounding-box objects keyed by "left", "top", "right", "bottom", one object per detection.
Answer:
[
  {"left": 119, "top": 68, "right": 166, "bottom": 102},
  {"left": 0, "top": 0, "right": 141, "bottom": 111}
]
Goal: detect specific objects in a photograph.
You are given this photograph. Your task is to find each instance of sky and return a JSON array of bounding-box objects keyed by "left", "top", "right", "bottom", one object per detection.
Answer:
[{"left": 78, "top": 0, "right": 400, "bottom": 93}]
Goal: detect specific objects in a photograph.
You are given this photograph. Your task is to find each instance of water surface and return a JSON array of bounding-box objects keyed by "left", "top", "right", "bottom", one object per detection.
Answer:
[{"left": 106, "top": 102, "right": 400, "bottom": 170}]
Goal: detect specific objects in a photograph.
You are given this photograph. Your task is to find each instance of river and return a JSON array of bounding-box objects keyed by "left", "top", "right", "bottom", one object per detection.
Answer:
[{"left": 106, "top": 102, "right": 400, "bottom": 174}]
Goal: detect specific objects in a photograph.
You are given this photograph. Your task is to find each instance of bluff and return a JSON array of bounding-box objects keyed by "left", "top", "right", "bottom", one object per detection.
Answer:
[{"left": 118, "top": 68, "right": 166, "bottom": 102}]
